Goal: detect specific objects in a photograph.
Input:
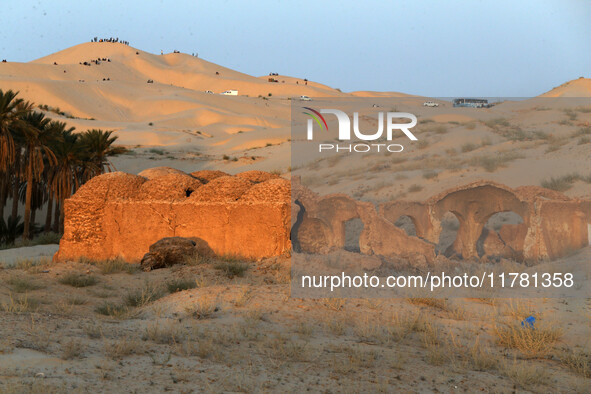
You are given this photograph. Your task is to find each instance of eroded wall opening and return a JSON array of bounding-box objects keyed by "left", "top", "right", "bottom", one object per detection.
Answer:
[
  {"left": 291, "top": 199, "right": 306, "bottom": 253},
  {"left": 477, "top": 211, "right": 524, "bottom": 258},
  {"left": 344, "top": 218, "right": 364, "bottom": 253},
  {"left": 436, "top": 211, "right": 460, "bottom": 257},
  {"left": 394, "top": 215, "right": 417, "bottom": 237}
]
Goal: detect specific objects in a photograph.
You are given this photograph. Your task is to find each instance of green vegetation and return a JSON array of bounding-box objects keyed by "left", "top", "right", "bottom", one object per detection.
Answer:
[
  {"left": 541, "top": 173, "right": 591, "bottom": 192},
  {"left": 0, "top": 89, "right": 126, "bottom": 245}
]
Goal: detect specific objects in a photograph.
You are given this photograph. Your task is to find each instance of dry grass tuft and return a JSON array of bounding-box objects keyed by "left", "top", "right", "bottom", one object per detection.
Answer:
[
  {"left": 95, "top": 302, "right": 129, "bottom": 318},
  {"left": 560, "top": 348, "right": 591, "bottom": 378},
  {"left": 1, "top": 293, "right": 38, "bottom": 313},
  {"left": 124, "top": 282, "right": 164, "bottom": 307},
  {"left": 495, "top": 321, "right": 562, "bottom": 358},
  {"left": 320, "top": 298, "right": 346, "bottom": 311},
  {"left": 61, "top": 339, "right": 84, "bottom": 360},
  {"left": 407, "top": 297, "right": 448, "bottom": 311},
  {"left": 500, "top": 358, "right": 551, "bottom": 389},
  {"left": 213, "top": 261, "right": 249, "bottom": 278},
  {"left": 103, "top": 337, "right": 142, "bottom": 359},
  {"left": 58, "top": 273, "right": 98, "bottom": 288},
  {"left": 185, "top": 295, "right": 220, "bottom": 319},
  {"left": 166, "top": 278, "right": 197, "bottom": 293},
  {"left": 143, "top": 321, "right": 185, "bottom": 344},
  {"left": 6, "top": 275, "right": 44, "bottom": 293}
]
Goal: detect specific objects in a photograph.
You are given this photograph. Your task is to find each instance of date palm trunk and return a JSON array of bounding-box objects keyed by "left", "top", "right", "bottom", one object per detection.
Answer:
[
  {"left": 44, "top": 191, "right": 53, "bottom": 233},
  {"left": 23, "top": 153, "right": 33, "bottom": 240},
  {"left": 53, "top": 199, "right": 60, "bottom": 233}
]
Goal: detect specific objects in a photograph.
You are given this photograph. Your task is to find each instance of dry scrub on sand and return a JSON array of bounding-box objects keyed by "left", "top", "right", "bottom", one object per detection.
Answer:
[{"left": 0, "top": 253, "right": 590, "bottom": 392}]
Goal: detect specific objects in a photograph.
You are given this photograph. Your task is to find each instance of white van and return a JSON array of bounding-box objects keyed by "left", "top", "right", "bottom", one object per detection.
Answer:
[{"left": 220, "top": 90, "right": 238, "bottom": 96}]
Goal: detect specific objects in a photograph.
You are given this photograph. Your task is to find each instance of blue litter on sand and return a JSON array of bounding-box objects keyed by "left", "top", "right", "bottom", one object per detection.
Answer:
[{"left": 521, "top": 316, "right": 536, "bottom": 328}]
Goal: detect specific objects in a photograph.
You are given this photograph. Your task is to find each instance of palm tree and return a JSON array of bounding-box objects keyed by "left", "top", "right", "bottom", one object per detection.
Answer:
[
  {"left": 0, "top": 92, "right": 32, "bottom": 225},
  {"left": 19, "top": 111, "right": 60, "bottom": 239},
  {"left": 48, "top": 123, "right": 93, "bottom": 233},
  {"left": 0, "top": 90, "right": 27, "bottom": 171},
  {"left": 79, "top": 129, "right": 126, "bottom": 176},
  {"left": 0, "top": 215, "right": 24, "bottom": 245}
]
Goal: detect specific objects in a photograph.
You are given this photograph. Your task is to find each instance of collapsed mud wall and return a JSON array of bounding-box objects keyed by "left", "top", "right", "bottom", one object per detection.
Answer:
[
  {"left": 55, "top": 169, "right": 291, "bottom": 262},
  {"left": 294, "top": 179, "right": 591, "bottom": 262}
]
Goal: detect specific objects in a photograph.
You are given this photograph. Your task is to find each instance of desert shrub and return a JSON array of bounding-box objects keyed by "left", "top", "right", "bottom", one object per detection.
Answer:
[
  {"left": 95, "top": 302, "right": 128, "bottom": 318},
  {"left": 469, "top": 151, "right": 524, "bottom": 172},
  {"left": 495, "top": 322, "right": 562, "bottom": 358},
  {"left": 563, "top": 108, "right": 578, "bottom": 120},
  {"left": 484, "top": 118, "right": 510, "bottom": 129},
  {"left": 422, "top": 170, "right": 438, "bottom": 180},
  {"left": 408, "top": 184, "right": 423, "bottom": 193},
  {"left": 540, "top": 173, "right": 581, "bottom": 191},
  {"left": 124, "top": 282, "right": 165, "bottom": 307},
  {"left": 61, "top": 340, "right": 84, "bottom": 360},
  {"left": 501, "top": 359, "right": 551, "bottom": 389},
  {"left": 167, "top": 278, "right": 197, "bottom": 293},
  {"left": 545, "top": 138, "right": 567, "bottom": 152},
  {"left": 214, "top": 261, "right": 248, "bottom": 278},
  {"left": 561, "top": 349, "right": 591, "bottom": 378},
  {"left": 6, "top": 276, "right": 44, "bottom": 293},
  {"left": 142, "top": 321, "right": 184, "bottom": 344},
  {"left": 572, "top": 126, "right": 591, "bottom": 137},
  {"left": 58, "top": 273, "right": 98, "bottom": 288},
  {"left": 31, "top": 232, "right": 61, "bottom": 245},
  {"left": 461, "top": 143, "right": 478, "bottom": 153},
  {"left": 185, "top": 296, "right": 220, "bottom": 319},
  {"left": 426, "top": 125, "right": 448, "bottom": 134},
  {"left": 103, "top": 338, "right": 141, "bottom": 359}
]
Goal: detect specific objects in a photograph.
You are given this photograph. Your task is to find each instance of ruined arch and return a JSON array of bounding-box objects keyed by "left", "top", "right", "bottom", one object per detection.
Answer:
[{"left": 431, "top": 183, "right": 529, "bottom": 259}]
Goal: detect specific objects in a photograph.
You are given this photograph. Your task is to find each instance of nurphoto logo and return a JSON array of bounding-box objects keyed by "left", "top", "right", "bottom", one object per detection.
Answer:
[{"left": 302, "top": 107, "right": 418, "bottom": 153}]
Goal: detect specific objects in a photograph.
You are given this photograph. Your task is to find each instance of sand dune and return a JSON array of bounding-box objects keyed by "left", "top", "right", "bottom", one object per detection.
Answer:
[
  {"left": 1, "top": 42, "right": 589, "bottom": 178},
  {"left": 540, "top": 77, "right": 591, "bottom": 97},
  {"left": 0, "top": 42, "right": 353, "bottom": 166}
]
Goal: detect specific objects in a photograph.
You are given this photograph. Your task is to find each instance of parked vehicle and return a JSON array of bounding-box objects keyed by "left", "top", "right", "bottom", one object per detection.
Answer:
[
  {"left": 453, "top": 98, "right": 489, "bottom": 108},
  {"left": 204, "top": 90, "right": 214, "bottom": 94},
  {"left": 299, "top": 95, "right": 312, "bottom": 101},
  {"left": 220, "top": 90, "right": 238, "bottom": 96},
  {"left": 423, "top": 101, "right": 439, "bottom": 107}
]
